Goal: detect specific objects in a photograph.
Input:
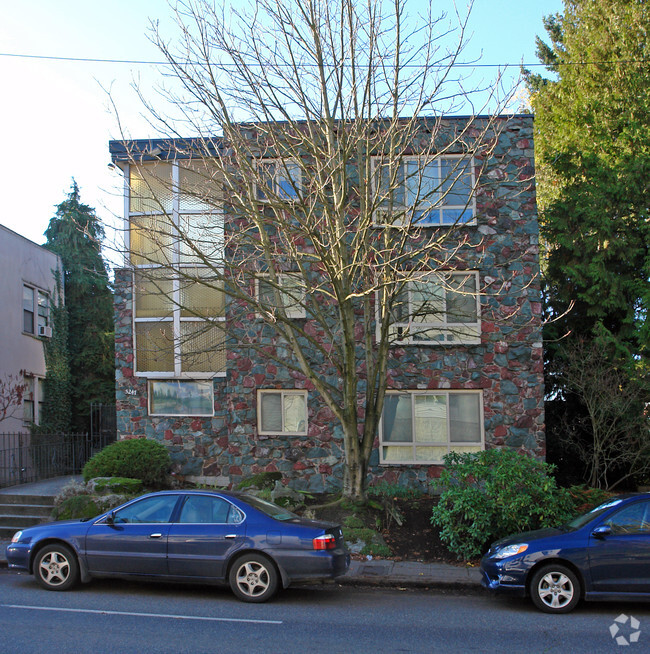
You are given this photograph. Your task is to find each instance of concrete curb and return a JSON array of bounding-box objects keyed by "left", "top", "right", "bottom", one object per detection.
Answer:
[{"left": 1, "top": 542, "right": 482, "bottom": 592}]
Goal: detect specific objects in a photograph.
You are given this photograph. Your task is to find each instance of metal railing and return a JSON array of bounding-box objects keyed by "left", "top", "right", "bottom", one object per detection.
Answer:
[{"left": 0, "top": 431, "right": 115, "bottom": 489}]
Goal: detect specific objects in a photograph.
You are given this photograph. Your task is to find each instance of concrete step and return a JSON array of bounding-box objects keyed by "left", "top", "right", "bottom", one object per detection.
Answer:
[
  {"left": 0, "top": 494, "right": 55, "bottom": 506},
  {"left": 0, "top": 503, "right": 53, "bottom": 518},
  {"left": 0, "top": 514, "right": 53, "bottom": 528},
  {"left": 0, "top": 491, "right": 56, "bottom": 539}
]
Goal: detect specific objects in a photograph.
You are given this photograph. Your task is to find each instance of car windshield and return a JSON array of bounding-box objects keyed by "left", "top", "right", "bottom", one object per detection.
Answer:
[
  {"left": 565, "top": 498, "right": 624, "bottom": 530},
  {"left": 242, "top": 494, "right": 299, "bottom": 522}
]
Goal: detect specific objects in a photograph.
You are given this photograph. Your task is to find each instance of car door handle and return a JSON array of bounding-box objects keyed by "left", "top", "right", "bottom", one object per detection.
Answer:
[
  {"left": 149, "top": 533, "right": 163, "bottom": 539},
  {"left": 225, "top": 534, "right": 237, "bottom": 539}
]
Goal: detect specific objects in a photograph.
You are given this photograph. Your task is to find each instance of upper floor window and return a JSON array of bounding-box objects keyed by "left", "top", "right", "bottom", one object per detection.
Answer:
[
  {"left": 23, "top": 285, "right": 50, "bottom": 336},
  {"left": 256, "top": 273, "right": 306, "bottom": 319},
  {"left": 373, "top": 155, "right": 475, "bottom": 226},
  {"left": 128, "top": 161, "right": 224, "bottom": 268},
  {"left": 127, "top": 161, "right": 226, "bottom": 378},
  {"left": 255, "top": 159, "right": 301, "bottom": 201},
  {"left": 386, "top": 271, "right": 480, "bottom": 345},
  {"left": 258, "top": 389, "right": 308, "bottom": 436},
  {"left": 380, "top": 390, "right": 484, "bottom": 464},
  {"left": 133, "top": 269, "right": 226, "bottom": 377}
]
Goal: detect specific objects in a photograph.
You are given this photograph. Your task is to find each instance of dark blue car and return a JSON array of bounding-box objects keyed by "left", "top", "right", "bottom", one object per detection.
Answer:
[
  {"left": 480, "top": 493, "right": 650, "bottom": 613},
  {"left": 6, "top": 490, "right": 350, "bottom": 602}
]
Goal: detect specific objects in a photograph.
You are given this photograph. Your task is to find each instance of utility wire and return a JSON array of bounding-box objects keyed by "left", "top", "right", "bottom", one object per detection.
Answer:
[{"left": 0, "top": 51, "right": 647, "bottom": 68}]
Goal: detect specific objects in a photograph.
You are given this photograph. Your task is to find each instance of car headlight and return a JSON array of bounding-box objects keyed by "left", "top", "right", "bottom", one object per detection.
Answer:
[
  {"left": 493, "top": 543, "right": 528, "bottom": 559},
  {"left": 11, "top": 530, "right": 23, "bottom": 543}
]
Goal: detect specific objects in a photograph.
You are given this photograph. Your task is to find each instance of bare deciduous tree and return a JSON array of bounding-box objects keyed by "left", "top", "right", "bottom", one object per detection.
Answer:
[
  {"left": 555, "top": 339, "right": 650, "bottom": 490},
  {"left": 115, "top": 0, "right": 529, "bottom": 500},
  {"left": 0, "top": 373, "right": 26, "bottom": 425}
]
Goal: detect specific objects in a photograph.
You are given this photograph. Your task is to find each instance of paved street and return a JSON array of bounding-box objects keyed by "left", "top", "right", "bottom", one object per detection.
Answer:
[{"left": 2, "top": 569, "right": 649, "bottom": 653}]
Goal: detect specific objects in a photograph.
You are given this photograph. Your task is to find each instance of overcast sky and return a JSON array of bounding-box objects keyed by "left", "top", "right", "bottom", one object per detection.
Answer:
[{"left": 0, "top": 0, "right": 564, "bottom": 258}]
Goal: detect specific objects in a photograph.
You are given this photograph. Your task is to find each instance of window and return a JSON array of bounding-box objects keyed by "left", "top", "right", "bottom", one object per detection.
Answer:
[
  {"left": 128, "top": 160, "right": 226, "bottom": 378},
  {"left": 380, "top": 391, "right": 483, "bottom": 464},
  {"left": 23, "top": 376, "right": 44, "bottom": 426},
  {"left": 258, "top": 390, "right": 308, "bottom": 435},
  {"left": 256, "top": 273, "right": 306, "bottom": 319},
  {"left": 23, "top": 286, "right": 34, "bottom": 333},
  {"left": 256, "top": 159, "right": 301, "bottom": 201},
  {"left": 23, "top": 285, "right": 49, "bottom": 335},
  {"left": 179, "top": 495, "right": 243, "bottom": 524},
  {"left": 373, "top": 155, "right": 475, "bottom": 226},
  {"left": 149, "top": 380, "right": 214, "bottom": 416},
  {"left": 387, "top": 271, "right": 480, "bottom": 344},
  {"left": 113, "top": 495, "right": 180, "bottom": 524},
  {"left": 604, "top": 501, "right": 650, "bottom": 535}
]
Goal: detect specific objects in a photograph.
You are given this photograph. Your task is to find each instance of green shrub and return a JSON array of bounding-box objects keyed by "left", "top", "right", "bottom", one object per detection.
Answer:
[
  {"left": 431, "top": 449, "right": 574, "bottom": 561},
  {"left": 82, "top": 439, "right": 171, "bottom": 487},
  {"left": 92, "top": 477, "right": 143, "bottom": 495},
  {"left": 236, "top": 472, "right": 282, "bottom": 491},
  {"left": 567, "top": 484, "right": 614, "bottom": 514},
  {"left": 53, "top": 495, "right": 101, "bottom": 520}
]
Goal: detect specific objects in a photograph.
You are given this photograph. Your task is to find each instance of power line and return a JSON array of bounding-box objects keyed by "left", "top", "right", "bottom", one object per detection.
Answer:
[{"left": 0, "top": 50, "right": 646, "bottom": 68}]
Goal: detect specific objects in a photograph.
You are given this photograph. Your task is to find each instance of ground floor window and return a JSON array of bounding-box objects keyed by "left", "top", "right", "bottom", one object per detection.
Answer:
[
  {"left": 257, "top": 389, "right": 308, "bottom": 435},
  {"left": 380, "top": 390, "right": 483, "bottom": 464},
  {"left": 148, "top": 379, "right": 214, "bottom": 416},
  {"left": 22, "top": 375, "right": 45, "bottom": 425}
]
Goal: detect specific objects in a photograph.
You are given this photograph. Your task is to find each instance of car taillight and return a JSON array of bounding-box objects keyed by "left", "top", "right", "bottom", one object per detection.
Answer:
[{"left": 313, "top": 534, "right": 337, "bottom": 550}]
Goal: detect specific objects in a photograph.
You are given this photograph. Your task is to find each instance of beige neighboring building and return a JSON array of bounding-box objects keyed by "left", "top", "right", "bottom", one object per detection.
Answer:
[{"left": 0, "top": 224, "right": 61, "bottom": 433}]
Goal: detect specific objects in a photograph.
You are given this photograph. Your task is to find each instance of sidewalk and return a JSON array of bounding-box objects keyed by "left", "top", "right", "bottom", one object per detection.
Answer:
[{"left": 0, "top": 477, "right": 482, "bottom": 592}]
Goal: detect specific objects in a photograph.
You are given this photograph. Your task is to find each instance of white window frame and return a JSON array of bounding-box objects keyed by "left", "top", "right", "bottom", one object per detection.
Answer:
[
  {"left": 127, "top": 161, "right": 226, "bottom": 380},
  {"left": 23, "top": 284, "right": 50, "bottom": 336},
  {"left": 254, "top": 158, "right": 302, "bottom": 202},
  {"left": 379, "top": 390, "right": 485, "bottom": 465},
  {"left": 148, "top": 379, "right": 214, "bottom": 417},
  {"left": 257, "top": 389, "right": 308, "bottom": 436},
  {"left": 255, "top": 273, "right": 306, "bottom": 319},
  {"left": 382, "top": 271, "right": 481, "bottom": 345},
  {"left": 372, "top": 154, "right": 476, "bottom": 226},
  {"left": 23, "top": 374, "right": 44, "bottom": 425}
]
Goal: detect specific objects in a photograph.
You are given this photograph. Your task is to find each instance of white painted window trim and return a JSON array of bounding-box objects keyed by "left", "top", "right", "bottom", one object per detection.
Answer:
[
  {"left": 257, "top": 389, "right": 309, "bottom": 436},
  {"left": 148, "top": 379, "right": 215, "bottom": 417},
  {"left": 255, "top": 273, "right": 307, "bottom": 319},
  {"left": 128, "top": 160, "right": 226, "bottom": 378},
  {"left": 377, "top": 271, "right": 481, "bottom": 345},
  {"left": 371, "top": 154, "right": 477, "bottom": 227},
  {"left": 254, "top": 157, "right": 302, "bottom": 202},
  {"left": 379, "top": 389, "right": 485, "bottom": 465}
]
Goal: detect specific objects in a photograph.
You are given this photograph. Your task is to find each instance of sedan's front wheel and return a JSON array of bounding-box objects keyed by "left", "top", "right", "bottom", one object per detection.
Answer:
[
  {"left": 229, "top": 553, "right": 279, "bottom": 603},
  {"left": 34, "top": 544, "right": 79, "bottom": 591},
  {"left": 530, "top": 564, "right": 581, "bottom": 613}
]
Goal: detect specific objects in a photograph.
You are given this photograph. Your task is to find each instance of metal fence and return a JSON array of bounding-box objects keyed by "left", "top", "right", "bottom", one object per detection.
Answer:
[{"left": 0, "top": 431, "right": 115, "bottom": 489}]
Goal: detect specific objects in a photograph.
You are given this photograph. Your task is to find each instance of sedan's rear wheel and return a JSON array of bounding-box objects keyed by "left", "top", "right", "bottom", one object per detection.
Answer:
[
  {"left": 229, "top": 553, "right": 278, "bottom": 603},
  {"left": 530, "top": 564, "right": 580, "bottom": 613},
  {"left": 34, "top": 544, "right": 79, "bottom": 591}
]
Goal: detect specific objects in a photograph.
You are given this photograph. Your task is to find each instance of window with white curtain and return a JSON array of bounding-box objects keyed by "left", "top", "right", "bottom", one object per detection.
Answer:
[{"left": 258, "top": 390, "right": 308, "bottom": 435}]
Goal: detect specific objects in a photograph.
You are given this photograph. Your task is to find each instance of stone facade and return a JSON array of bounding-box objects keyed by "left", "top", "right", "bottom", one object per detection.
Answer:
[{"left": 113, "top": 114, "right": 544, "bottom": 493}]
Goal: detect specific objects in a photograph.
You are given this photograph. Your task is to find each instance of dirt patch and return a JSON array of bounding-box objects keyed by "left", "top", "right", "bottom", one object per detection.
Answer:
[{"left": 301, "top": 495, "right": 466, "bottom": 566}]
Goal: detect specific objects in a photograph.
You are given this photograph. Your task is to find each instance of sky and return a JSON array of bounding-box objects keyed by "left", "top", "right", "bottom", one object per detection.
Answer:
[{"left": 0, "top": 0, "right": 564, "bottom": 259}]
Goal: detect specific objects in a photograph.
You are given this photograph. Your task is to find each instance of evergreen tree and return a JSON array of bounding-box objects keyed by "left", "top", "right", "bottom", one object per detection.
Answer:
[
  {"left": 526, "top": 1, "right": 650, "bottom": 486},
  {"left": 526, "top": 0, "right": 650, "bottom": 359},
  {"left": 44, "top": 181, "right": 115, "bottom": 432},
  {"left": 39, "top": 273, "right": 72, "bottom": 433}
]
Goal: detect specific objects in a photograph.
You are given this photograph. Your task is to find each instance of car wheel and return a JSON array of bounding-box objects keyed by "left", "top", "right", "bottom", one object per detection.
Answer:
[
  {"left": 530, "top": 564, "right": 581, "bottom": 613},
  {"left": 229, "top": 553, "right": 279, "bottom": 603},
  {"left": 34, "top": 543, "right": 79, "bottom": 591}
]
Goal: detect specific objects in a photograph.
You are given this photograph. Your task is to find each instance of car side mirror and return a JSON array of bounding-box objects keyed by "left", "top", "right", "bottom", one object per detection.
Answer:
[
  {"left": 592, "top": 525, "right": 611, "bottom": 539},
  {"left": 106, "top": 512, "right": 115, "bottom": 526}
]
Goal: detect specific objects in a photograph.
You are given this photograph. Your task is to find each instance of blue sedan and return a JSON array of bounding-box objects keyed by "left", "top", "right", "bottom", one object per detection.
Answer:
[
  {"left": 5, "top": 490, "right": 350, "bottom": 602},
  {"left": 480, "top": 493, "right": 650, "bottom": 613}
]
